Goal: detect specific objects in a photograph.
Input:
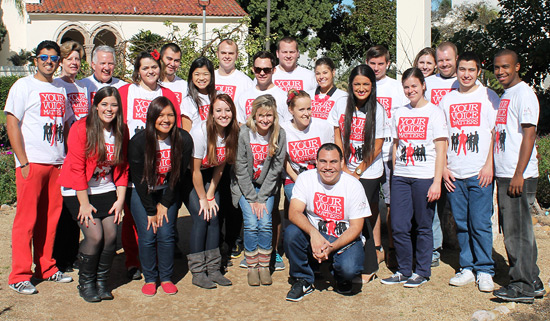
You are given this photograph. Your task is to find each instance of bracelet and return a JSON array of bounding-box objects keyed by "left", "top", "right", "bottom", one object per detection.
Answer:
[
  {"left": 207, "top": 197, "right": 215, "bottom": 201},
  {"left": 20, "top": 162, "right": 29, "bottom": 169}
]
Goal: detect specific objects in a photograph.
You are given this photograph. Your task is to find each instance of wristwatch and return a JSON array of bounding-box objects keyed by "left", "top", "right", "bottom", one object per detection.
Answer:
[{"left": 355, "top": 167, "right": 363, "bottom": 175}]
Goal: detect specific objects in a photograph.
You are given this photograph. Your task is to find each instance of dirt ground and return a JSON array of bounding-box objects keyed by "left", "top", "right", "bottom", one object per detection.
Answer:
[{"left": 1, "top": 204, "right": 550, "bottom": 321}]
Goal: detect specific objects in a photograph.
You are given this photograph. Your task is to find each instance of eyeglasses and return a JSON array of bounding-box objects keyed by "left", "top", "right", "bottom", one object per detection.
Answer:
[
  {"left": 253, "top": 67, "right": 273, "bottom": 74},
  {"left": 37, "top": 54, "right": 60, "bottom": 62}
]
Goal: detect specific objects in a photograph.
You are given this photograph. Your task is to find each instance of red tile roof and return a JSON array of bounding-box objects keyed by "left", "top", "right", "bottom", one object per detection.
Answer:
[{"left": 26, "top": 0, "right": 247, "bottom": 17}]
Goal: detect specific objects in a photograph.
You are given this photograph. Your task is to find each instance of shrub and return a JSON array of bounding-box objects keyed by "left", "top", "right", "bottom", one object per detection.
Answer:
[
  {"left": 0, "top": 151, "right": 16, "bottom": 204},
  {"left": 0, "top": 75, "right": 22, "bottom": 111},
  {"left": 537, "top": 135, "right": 550, "bottom": 207}
]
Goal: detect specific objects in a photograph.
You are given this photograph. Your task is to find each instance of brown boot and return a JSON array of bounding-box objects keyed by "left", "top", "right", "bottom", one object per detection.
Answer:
[
  {"left": 245, "top": 250, "right": 260, "bottom": 286},
  {"left": 258, "top": 248, "right": 272, "bottom": 285}
]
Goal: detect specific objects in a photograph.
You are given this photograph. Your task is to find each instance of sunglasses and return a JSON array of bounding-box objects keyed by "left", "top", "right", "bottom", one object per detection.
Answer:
[
  {"left": 37, "top": 54, "right": 60, "bottom": 62},
  {"left": 253, "top": 67, "right": 273, "bottom": 74}
]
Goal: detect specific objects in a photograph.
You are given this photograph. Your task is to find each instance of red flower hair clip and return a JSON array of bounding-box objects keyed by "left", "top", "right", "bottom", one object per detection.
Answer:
[
  {"left": 287, "top": 89, "right": 299, "bottom": 105},
  {"left": 151, "top": 49, "right": 160, "bottom": 61}
]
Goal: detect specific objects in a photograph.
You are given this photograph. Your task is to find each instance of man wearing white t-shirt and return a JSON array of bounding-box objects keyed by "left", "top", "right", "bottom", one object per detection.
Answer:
[
  {"left": 215, "top": 39, "right": 254, "bottom": 104},
  {"left": 440, "top": 52, "right": 500, "bottom": 292},
  {"left": 79, "top": 46, "right": 127, "bottom": 105},
  {"left": 160, "top": 43, "right": 188, "bottom": 108},
  {"left": 237, "top": 51, "right": 291, "bottom": 124},
  {"left": 284, "top": 144, "right": 369, "bottom": 301},
  {"left": 5, "top": 41, "right": 74, "bottom": 295},
  {"left": 491, "top": 49, "right": 543, "bottom": 303},
  {"left": 366, "top": 45, "right": 407, "bottom": 267},
  {"left": 272, "top": 37, "right": 316, "bottom": 92}
]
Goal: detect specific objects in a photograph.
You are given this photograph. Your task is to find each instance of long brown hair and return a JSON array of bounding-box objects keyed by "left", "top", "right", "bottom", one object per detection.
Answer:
[
  {"left": 85, "top": 86, "right": 125, "bottom": 164},
  {"left": 246, "top": 94, "right": 280, "bottom": 157},
  {"left": 206, "top": 93, "right": 239, "bottom": 165},
  {"left": 142, "top": 96, "right": 184, "bottom": 190}
]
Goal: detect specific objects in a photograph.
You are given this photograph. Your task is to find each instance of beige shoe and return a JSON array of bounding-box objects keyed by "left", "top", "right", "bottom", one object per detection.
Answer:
[
  {"left": 248, "top": 268, "right": 260, "bottom": 286},
  {"left": 259, "top": 267, "right": 272, "bottom": 285}
]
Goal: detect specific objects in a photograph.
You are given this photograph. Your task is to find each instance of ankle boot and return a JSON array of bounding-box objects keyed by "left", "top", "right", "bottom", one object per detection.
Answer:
[
  {"left": 77, "top": 253, "right": 101, "bottom": 302},
  {"left": 258, "top": 248, "right": 272, "bottom": 285},
  {"left": 96, "top": 250, "right": 115, "bottom": 300},
  {"left": 205, "top": 248, "right": 232, "bottom": 286},
  {"left": 245, "top": 250, "right": 260, "bottom": 286},
  {"left": 187, "top": 252, "right": 216, "bottom": 289}
]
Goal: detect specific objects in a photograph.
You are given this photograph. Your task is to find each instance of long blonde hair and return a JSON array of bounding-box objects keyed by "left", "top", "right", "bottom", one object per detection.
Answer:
[{"left": 246, "top": 94, "right": 280, "bottom": 157}]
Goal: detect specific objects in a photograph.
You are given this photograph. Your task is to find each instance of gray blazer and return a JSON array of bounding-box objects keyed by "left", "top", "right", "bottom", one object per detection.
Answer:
[{"left": 231, "top": 125, "right": 286, "bottom": 207}]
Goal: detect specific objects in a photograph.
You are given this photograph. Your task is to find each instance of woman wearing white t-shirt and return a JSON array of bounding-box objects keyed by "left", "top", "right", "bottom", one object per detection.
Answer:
[
  {"left": 232, "top": 94, "right": 286, "bottom": 286},
  {"left": 380, "top": 68, "right": 447, "bottom": 288},
  {"left": 58, "top": 86, "right": 129, "bottom": 302},
  {"left": 282, "top": 89, "right": 334, "bottom": 199},
  {"left": 329, "top": 64, "right": 384, "bottom": 282},
  {"left": 128, "top": 97, "right": 193, "bottom": 296},
  {"left": 186, "top": 93, "right": 239, "bottom": 289},
  {"left": 181, "top": 57, "right": 217, "bottom": 131}
]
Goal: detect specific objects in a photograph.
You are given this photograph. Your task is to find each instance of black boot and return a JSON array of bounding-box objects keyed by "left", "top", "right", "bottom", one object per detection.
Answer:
[
  {"left": 77, "top": 253, "right": 101, "bottom": 302},
  {"left": 96, "top": 250, "right": 115, "bottom": 300}
]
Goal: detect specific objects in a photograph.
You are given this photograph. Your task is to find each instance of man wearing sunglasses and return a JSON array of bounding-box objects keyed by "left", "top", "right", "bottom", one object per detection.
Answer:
[
  {"left": 80, "top": 45, "right": 127, "bottom": 106},
  {"left": 5, "top": 40, "right": 74, "bottom": 295},
  {"left": 236, "top": 51, "right": 291, "bottom": 125}
]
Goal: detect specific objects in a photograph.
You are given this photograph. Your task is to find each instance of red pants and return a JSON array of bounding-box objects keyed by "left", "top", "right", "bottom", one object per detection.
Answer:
[
  {"left": 122, "top": 202, "right": 140, "bottom": 269},
  {"left": 9, "top": 164, "right": 62, "bottom": 284}
]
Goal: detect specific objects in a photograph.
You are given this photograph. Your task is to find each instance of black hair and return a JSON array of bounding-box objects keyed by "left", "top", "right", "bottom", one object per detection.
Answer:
[
  {"left": 36, "top": 40, "right": 61, "bottom": 56},
  {"left": 317, "top": 143, "right": 343, "bottom": 161}
]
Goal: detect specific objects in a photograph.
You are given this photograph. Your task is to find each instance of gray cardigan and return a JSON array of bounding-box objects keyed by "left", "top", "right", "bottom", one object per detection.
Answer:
[{"left": 231, "top": 125, "right": 286, "bottom": 207}]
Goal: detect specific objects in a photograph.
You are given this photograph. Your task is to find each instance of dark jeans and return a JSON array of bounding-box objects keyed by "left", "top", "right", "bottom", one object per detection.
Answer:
[
  {"left": 390, "top": 176, "right": 435, "bottom": 278},
  {"left": 53, "top": 203, "right": 80, "bottom": 269},
  {"left": 130, "top": 189, "right": 178, "bottom": 283},
  {"left": 218, "top": 165, "right": 243, "bottom": 257},
  {"left": 284, "top": 224, "right": 364, "bottom": 284},
  {"left": 497, "top": 177, "right": 539, "bottom": 295}
]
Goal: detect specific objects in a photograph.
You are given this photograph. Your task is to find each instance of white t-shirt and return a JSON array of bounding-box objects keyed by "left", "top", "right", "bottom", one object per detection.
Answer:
[
  {"left": 306, "top": 87, "right": 347, "bottom": 132},
  {"left": 440, "top": 85, "right": 500, "bottom": 179},
  {"left": 281, "top": 118, "right": 334, "bottom": 180},
  {"left": 425, "top": 74, "right": 459, "bottom": 106},
  {"left": 249, "top": 130, "right": 270, "bottom": 180},
  {"left": 160, "top": 76, "right": 188, "bottom": 108},
  {"left": 328, "top": 98, "right": 385, "bottom": 179},
  {"left": 79, "top": 75, "right": 127, "bottom": 106},
  {"left": 124, "top": 84, "right": 163, "bottom": 138},
  {"left": 181, "top": 91, "right": 223, "bottom": 129},
  {"left": 61, "top": 129, "right": 116, "bottom": 196},
  {"left": 271, "top": 65, "right": 317, "bottom": 92},
  {"left": 57, "top": 78, "right": 89, "bottom": 122},
  {"left": 392, "top": 103, "right": 448, "bottom": 179},
  {"left": 4, "top": 76, "right": 73, "bottom": 166},
  {"left": 190, "top": 122, "right": 227, "bottom": 169},
  {"left": 215, "top": 69, "right": 254, "bottom": 103},
  {"left": 494, "top": 81, "right": 539, "bottom": 178},
  {"left": 236, "top": 85, "right": 291, "bottom": 124},
  {"left": 153, "top": 137, "right": 172, "bottom": 190},
  {"left": 377, "top": 76, "right": 408, "bottom": 161},
  {"left": 292, "top": 169, "right": 371, "bottom": 239}
]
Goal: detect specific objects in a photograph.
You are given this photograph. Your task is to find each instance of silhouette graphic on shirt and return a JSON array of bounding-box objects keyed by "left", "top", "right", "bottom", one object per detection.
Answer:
[
  {"left": 350, "top": 144, "right": 364, "bottom": 163},
  {"left": 450, "top": 130, "right": 480, "bottom": 155},
  {"left": 495, "top": 129, "right": 506, "bottom": 153},
  {"left": 134, "top": 126, "right": 145, "bottom": 135},
  {"left": 43, "top": 122, "right": 64, "bottom": 145},
  {"left": 400, "top": 143, "right": 428, "bottom": 166},
  {"left": 318, "top": 220, "right": 347, "bottom": 237}
]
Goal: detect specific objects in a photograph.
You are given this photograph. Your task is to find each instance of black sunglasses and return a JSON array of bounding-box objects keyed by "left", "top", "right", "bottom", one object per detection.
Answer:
[
  {"left": 253, "top": 67, "right": 273, "bottom": 74},
  {"left": 37, "top": 54, "right": 60, "bottom": 62}
]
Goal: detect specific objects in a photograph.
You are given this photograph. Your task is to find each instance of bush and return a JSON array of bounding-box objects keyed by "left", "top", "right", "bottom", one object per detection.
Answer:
[
  {"left": 0, "top": 75, "right": 22, "bottom": 111},
  {"left": 0, "top": 151, "right": 16, "bottom": 204},
  {"left": 537, "top": 135, "right": 550, "bottom": 207}
]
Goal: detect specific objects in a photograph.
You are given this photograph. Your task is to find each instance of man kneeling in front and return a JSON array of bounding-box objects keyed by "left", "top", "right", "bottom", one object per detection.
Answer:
[{"left": 284, "top": 143, "right": 370, "bottom": 301}]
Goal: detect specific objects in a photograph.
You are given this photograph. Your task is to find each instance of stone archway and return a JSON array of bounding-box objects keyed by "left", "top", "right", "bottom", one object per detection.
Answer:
[{"left": 90, "top": 24, "right": 122, "bottom": 50}]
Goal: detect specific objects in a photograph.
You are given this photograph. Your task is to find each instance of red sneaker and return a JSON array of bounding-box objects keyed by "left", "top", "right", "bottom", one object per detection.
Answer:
[
  {"left": 141, "top": 283, "right": 157, "bottom": 296},
  {"left": 161, "top": 282, "right": 178, "bottom": 295}
]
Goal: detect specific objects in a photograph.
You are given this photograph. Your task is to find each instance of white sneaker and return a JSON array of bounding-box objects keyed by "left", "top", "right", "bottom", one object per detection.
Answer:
[
  {"left": 476, "top": 272, "right": 494, "bottom": 292},
  {"left": 449, "top": 269, "right": 475, "bottom": 286}
]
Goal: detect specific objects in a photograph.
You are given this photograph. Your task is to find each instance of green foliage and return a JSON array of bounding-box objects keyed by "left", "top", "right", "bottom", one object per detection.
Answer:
[
  {"left": 0, "top": 150, "right": 16, "bottom": 205},
  {"left": 76, "top": 60, "right": 91, "bottom": 80},
  {"left": 0, "top": 75, "right": 21, "bottom": 111},
  {"left": 537, "top": 134, "right": 550, "bottom": 207},
  {"left": 128, "top": 30, "right": 167, "bottom": 61},
  {"left": 8, "top": 49, "right": 33, "bottom": 66}
]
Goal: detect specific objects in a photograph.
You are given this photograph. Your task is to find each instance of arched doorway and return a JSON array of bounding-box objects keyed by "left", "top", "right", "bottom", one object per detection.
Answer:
[
  {"left": 93, "top": 29, "right": 117, "bottom": 48},
  {"left": 60, "top": 29, "right": 85, "bottom": 45}
]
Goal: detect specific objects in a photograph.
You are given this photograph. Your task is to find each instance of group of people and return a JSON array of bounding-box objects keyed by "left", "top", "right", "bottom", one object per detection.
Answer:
[{"left": 5, "top": 35, "right": 543, "bottom": 305}]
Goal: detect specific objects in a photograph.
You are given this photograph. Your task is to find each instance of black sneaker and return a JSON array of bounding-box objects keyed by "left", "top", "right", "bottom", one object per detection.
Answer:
[
  {"left": 404, "top": 273, "right": 428, "bottom": 288},
  {"left": 126, "top": 267, "right": 142, "bottom": 280},
  {"left": 380, "top": 272, "right": 409, "bottom": 285},
  {"left": 493, "top": 285, "right": 534, "bottom": 303},
  {"left": 231, "top": 244, "right": 243, "bottom": 259},
  {"left": 286, "top": 279, "right": 314, "bottom": 302},
  {"left": 335, "top": 280, "right": 352, "bottom": 294},
  {"left": 534, "top": 278, "right": 546, "bottom": 298}
]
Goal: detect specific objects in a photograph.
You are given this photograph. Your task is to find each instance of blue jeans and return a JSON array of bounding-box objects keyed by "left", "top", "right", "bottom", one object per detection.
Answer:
[
  {"left": 239, "top": 186, "right": 274, "bottom": 252},
  {"left": 497, "top": 177, "right": 539, "bottom": 295},
  {"left": 130, "top": 189, "right": 178, "bottom": 283},
  {"left": 284, "top": 224, "right": 364, "bottom": 284},
  {"left": 390, "top": 176, "right": 435, "bottom": 278},
  {"left": 447, "top": 176, "right": 494, "bottom": 275},
  {"left": 283, "top": 182, "right": 295, "bottom": 200},
  {"left": 186, "top": 181, "right": 220, "bottom": 254}
]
